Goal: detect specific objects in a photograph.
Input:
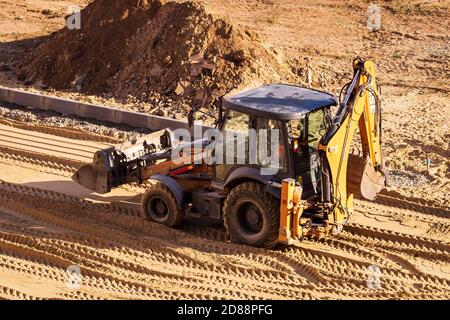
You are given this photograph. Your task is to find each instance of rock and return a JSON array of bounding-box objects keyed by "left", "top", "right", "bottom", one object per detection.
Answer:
[
  {"left": 17, "top": 73, "right": 26, "bottom": 81},
  {"left": 41, "top": 9, "right": 59, "bottom": 17},
  {"left": 164, "top": 56, "right": 172, "bottom": 65},
  {"left": 0, "top": 64, "right": 12, "bottom": 72},
  {"left": 155, "top": 109, "right": 165, "bottom": 116},
  {"left": 231, "top": 50, "right": 247, "bottom": 63},
  {"left": 150, "top": 64, "right": 162, "bottom": 77},
  {"left": 174, "top": 80, "right": 191, "bottom": 96},
  {"left": 174, "top": 82, "right": 185, "bottom": 95},
  {"left": 190, "top": 53, "right": 215, "bottom": 76}
]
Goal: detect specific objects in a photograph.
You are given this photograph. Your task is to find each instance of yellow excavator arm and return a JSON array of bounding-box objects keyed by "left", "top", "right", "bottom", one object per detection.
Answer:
[
  {"left": 318, "top": 58, "right": 387, "bottom": 226},
  {"left": 279, "top": 59, "right": 387, "bottom": 243}
]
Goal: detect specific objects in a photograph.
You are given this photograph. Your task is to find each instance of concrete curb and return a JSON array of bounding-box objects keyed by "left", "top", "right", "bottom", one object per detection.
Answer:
[{"left": 0, "top": 87, "right": 194, "bottom": 132}]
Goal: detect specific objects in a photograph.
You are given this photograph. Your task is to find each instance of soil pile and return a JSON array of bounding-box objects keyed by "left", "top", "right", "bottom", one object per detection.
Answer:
[{"left": 21, "top": 0, "right": 294, "bottom": 113}]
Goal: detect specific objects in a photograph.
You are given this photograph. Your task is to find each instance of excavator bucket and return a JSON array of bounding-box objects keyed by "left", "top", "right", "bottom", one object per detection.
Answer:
[
  {"left": 360, "top": 160, "right": 385, "bottom": 200},
  {"left": 347, "top": 153, "right": 385, "bottom": 200}
]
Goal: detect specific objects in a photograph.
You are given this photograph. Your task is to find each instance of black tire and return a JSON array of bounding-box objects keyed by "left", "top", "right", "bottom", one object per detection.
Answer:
[
  {"left": 223, "top": 182, "right": 280, "bottom": 248},
  {"left": 141, "top": 181, "right": 184, "bottom": 227}
]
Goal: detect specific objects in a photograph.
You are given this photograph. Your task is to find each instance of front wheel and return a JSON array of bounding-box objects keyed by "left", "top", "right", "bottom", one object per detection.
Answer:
[
  {"left": 223, "top": 182, "right": 280, "bottom": 248},
  {"left": 141, "top": 180, "right": 184, "bottom": 227}
]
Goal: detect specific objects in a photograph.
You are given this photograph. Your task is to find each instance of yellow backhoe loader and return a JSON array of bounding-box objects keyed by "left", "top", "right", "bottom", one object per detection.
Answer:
[{"left": 73, "top": 58, "right": 387, "bottom": 247}]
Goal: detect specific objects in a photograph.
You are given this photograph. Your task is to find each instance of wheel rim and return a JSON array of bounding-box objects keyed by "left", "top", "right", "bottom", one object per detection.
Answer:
[
  {"left": 147, "top": 196, "right": 169, "bottom": 221},
  {"left": 236, "top": 202, "right": 264, "bottom": 235}
]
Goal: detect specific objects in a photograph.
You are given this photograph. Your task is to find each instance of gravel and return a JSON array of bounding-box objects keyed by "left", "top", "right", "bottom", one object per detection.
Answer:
[
  {"left": 0, "top": 102, "right": 151, "bottom": 141},
  {"left": 388, "top": 169, "right": 432, "bottom": 188}
]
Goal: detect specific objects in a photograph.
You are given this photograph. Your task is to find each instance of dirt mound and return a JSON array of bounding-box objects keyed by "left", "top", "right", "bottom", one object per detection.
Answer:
[{"left": 21, "top": 0, "right": 294, "bottom": 114}]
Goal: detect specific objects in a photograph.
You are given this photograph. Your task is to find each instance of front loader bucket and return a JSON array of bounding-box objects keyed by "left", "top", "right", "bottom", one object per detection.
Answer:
[
  {"left": 72, "top": 164, "right": 96, "bottom": 190},
  {"left": 347, "top": 153, "right": 385, "bottom": 200},
  {"left": 72, "top": 161, "right": 109, "bottom": 194},
  {"left": 71, "top": 130, "right": 175, "bottom": 194}
]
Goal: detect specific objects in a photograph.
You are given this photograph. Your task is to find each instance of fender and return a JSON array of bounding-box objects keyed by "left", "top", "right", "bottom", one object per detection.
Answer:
[
  {"left": 150, "top": 174, "right": 185, "bottom": 209},
  {"left": 224, "top": 167, "right": 281, "bottom": 199}
]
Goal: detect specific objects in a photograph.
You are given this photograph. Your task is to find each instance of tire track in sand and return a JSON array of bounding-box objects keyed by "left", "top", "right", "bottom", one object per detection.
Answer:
[
  {"left": 0, "top": 125, "right": 449, "bottom": 299},
  {"left": 0, "top": 178, "right": 449, "bottom": 299},
  {"left": 0, "top": 183, "right": 322, "bottom": 299},
  {"left": 0, "top": 124, "right": 110, "bottom": 164}
]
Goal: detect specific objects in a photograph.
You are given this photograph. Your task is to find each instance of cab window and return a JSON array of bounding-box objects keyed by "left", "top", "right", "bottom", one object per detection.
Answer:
[
  {"left": 286, "top": 108, "right": 328, "bottom": 198},
  {"left": 222, "top": 110, "right": 250, "bottom": 165},
  {"left": 223, "top": 110, "right": 250, "bottom": 135},
  {"left": 307, "top": 109, "right": 327, "bottom": 149},
  {"left": 254, "top": 117, "right": 287, "bottom": 173},
  {"left": 287, "top": 109, "right": 327, "bottom": 151}
]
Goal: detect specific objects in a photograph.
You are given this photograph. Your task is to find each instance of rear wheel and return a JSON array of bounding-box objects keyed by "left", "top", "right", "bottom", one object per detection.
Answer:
[
  {"left": 223, "top": 182, "right": 280, "bottom": 248},
  {"left": 141, "top": 181, "right": 184, "bottom": 227}
]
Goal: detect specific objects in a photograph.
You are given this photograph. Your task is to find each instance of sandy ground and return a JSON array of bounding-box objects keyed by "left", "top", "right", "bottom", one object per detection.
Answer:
[
  {"left": 0, "top": 156, "right": 448, "bottom": 299},
  {"left": 0, "top": 0, "right": 448, "bottom": 299}
]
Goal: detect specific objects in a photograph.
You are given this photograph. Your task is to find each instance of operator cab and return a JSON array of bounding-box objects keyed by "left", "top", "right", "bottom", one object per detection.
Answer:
[{"left": 222, "top": 84, "right": 338, "bottom": 199}]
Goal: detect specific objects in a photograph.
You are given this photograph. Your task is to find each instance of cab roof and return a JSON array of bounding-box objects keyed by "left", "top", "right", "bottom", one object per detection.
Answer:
[{"left": 223, "top": 84, "right": 337, "bottom": 120}]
